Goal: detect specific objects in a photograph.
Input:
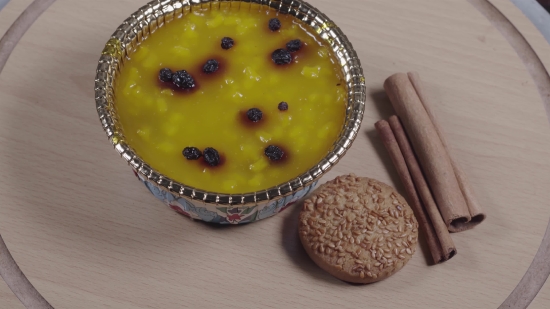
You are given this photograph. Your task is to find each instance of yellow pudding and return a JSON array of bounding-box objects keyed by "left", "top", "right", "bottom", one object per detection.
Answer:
[{"left": 115, "top": 6, "right": 347, "bottom": 194}]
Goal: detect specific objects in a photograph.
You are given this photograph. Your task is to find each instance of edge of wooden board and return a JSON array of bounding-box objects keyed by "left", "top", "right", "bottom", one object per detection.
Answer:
[{"left": 0, "top": 0, "right": 549, "bottom": 308}]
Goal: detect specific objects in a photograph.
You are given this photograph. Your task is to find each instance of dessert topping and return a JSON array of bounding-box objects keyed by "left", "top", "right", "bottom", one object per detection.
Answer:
[
  {"left": 247, "top": 108, "right": 263, "bottom": 122},
  {"left": 183, "top": 147, "right": 202, "bottom": 160},
  {"left": 265, "top": 145, "right": 284, "bottom": 161},
  {"left": 271, "top": 49, "right": 292, "bottom": 65},
  {"left": 203, "top": 148, "right": 221, "bottom": 166},
  {"left": 172, "top": 70, "right": 196, "bottom": 89},
  {"left": 278, "top": 102, "right": 289, "bottom": 111},
  {"left": 268, "top": 18, "right": 281, "bottom": 31},
  {"left": 203, "top": 59, "right": 220, "bottom": 74},
  {"left": 286, "top": 39, "right": 302, "bottom": 52},
  {"left": 159, "top": 68, "right": 173, "bottom": 82},
  {"left": 221, "top": 37, "right": 235, "bottom": 50}
]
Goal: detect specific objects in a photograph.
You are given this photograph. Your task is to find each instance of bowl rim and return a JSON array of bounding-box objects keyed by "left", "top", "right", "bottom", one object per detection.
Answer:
[{"left": 95, "top": 0, "right": 366, "bottom": 207}]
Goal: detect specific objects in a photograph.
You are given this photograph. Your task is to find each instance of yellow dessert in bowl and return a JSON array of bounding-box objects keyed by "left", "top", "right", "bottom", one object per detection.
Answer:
[
  {"left": 96, "top": 0, "right": 365, "bottom": 224},
  {"left": 116, "top": 6, "right": 346, "bottom": 193}
]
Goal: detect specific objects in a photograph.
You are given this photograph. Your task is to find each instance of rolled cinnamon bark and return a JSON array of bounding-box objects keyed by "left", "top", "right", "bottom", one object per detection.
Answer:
[
  {"left": 407, "top": 72, "right": 486, "bottom": 226},
  {"left": 387, "top": 116, "right": 456, "bottom": 261},
  {"left": 384, "top": 73, "right": 471, "bottom": 232},
  {"left": 375, "top": 120, "right": 455, "bottom": 264}
]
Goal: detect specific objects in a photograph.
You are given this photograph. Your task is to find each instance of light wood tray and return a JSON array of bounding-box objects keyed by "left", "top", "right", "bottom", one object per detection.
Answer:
[{"left": 0, "top": 0, "right": 549, "bottom": 308}]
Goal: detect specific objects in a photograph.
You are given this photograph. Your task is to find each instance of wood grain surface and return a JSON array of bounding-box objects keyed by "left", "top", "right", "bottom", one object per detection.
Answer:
[{"left": 1, "top": 0, "right": 550, "bottom": 308}]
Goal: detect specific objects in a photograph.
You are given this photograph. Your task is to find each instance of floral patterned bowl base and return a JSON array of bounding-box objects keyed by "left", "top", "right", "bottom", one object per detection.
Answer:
[{"left": 136, "top": 172, "right": 318, "bottom": 224}]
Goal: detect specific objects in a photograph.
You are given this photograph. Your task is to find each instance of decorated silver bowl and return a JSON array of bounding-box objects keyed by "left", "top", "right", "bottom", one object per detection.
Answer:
[{"left": 95, "top": 0, "right": 366, "bottom": 224}]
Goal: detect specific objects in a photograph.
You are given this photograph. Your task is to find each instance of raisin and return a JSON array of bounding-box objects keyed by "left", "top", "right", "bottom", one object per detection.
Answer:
[
  {"left": 278, "top": 102, "right": 289, "bottom": 111},
  {"left": 265, "top": 145, "right": 284, "bottom": 161},
  {"left": 203, "top": 148, "right": 221, "bottom": 167},
  {"left": 286, "top": 39, "right": 302, "bottom": 52},
  {"left": 247, "top": 108, "right": 263, "bottom": 122},
  {"left": 172, "top": 70, "right": 196, "bottom": 89},
  {"left": 221, "top": 37, "right": 234, "bottom": 50},
  {"left": 203, "top": 59, "right": 219, "bottom": 74},
  {"left": 268, "top": 18, "right": 281, "bottom": 31},
  {"left": 271, "top": 49, "right": 292, "bottom": 65},
  {"left": 159, "top": 68, "right": 173, "bottom": 82},
  {"left": 183, "top": 147, "right": 202, "bottom": 160}
]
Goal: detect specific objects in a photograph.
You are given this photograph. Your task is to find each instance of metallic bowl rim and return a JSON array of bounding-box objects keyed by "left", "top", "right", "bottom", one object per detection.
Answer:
[{"left": 95, "top": 0, "right": 366, "bottom": 207}]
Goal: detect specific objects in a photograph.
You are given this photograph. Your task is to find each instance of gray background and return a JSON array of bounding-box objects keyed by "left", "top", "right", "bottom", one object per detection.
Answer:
[
  {"left": 0, "top": 0, "right": 8, "bottom": 12},
  {"left": 512, "top": 0, "right": 550, "bottom": 44}
]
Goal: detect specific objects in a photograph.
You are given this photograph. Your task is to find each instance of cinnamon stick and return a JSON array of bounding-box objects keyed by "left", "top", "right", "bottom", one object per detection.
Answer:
[
  {"left": 387, "top": 116, "right": 456, "bottom": 261},
  {"left": 384, "top": 73, "right": 471, "bottom": 232},
  {"left": 375, "top": 120, "right": 455, "bottom": 264},
  {"left": 407, "top": 72, "right": 486, "bottom": 227}
]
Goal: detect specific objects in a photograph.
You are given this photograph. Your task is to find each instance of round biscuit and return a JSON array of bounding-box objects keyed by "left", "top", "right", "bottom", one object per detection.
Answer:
[{"left": 299, "top": 174, "right": 419, "bottom": 284}]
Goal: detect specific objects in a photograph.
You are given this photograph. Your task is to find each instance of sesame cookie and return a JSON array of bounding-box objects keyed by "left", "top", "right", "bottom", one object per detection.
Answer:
[{"left": 299, "top": 174, "right": 419, "bottom": 284}]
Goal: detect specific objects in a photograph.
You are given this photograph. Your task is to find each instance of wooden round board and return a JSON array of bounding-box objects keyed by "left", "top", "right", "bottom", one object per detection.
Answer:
[{"left": 1, "top": 0, "right": 550, "bottom": 308}]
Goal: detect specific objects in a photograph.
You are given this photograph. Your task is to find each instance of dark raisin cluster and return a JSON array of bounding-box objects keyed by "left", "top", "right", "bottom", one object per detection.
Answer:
[
  {"left": 278, "top": 102, "right": 289, "bottom": 111},
  {"left": 159, "top": 68, "right": 196, "bottom": 89},
  {"left": 221, "top": 37, "right": 235, "bottom": 50},
  {"left": 159, "top": 68, "right": 173, "bottom": 82},
  {"left": 182, "top": 147, "right": 221, "bottom": 167},
  {"left": 265, "top": 145, "right": 284, "bottom": 161},
  {"left": 203, "top": 59, "right": 219, "bottom": 74},
  {"left": 203, "top": 148, "right": 221, "bottom": 166},
  {"left": 183, "top": 147, "right": 202, "bottom": 160},
  {"left": 271, "top": 49, "right": 292, "bottom": 65},
  {"left": 247, "top": 108, "right": 263, "bottom": 122},
  {"left": 175, "top": 70, "right": 197, "bottom": 89},
  {"left": 286, "top": 39, "right": 302, "bottom": 52},
  {"left": 268, "top": 18, "right": 281, "bottom": 31}
]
